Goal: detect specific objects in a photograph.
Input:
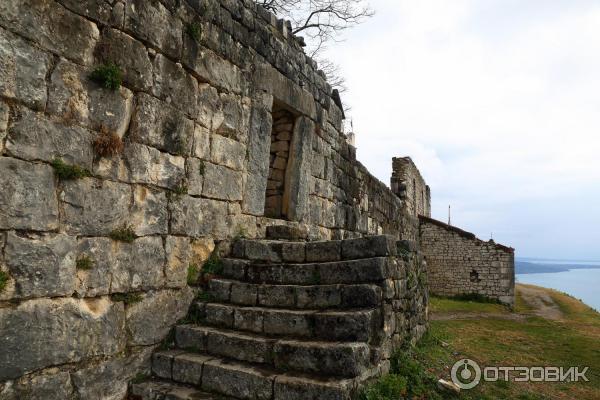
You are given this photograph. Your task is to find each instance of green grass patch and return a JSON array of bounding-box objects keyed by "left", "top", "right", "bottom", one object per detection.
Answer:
[
  {"left": 187, "top": 264, "right": 200, "bottom": 285},
  {"left": 51, "top": 158, "right": 91, "bottom": 180},
  {"left": 90, "top": 62, "right": 122, "bottom": 90},
  {"left": 359, "top": 374, "right": 408, "bottom": 400},
  {"left": 430, "top": 296, "right": 510, "bottom": 314},
  {"left": 76, "top": 255, "right": 94, "bottom": 270},
  {"left": 0, "top": 270, "right": 9, "bottom": 293},
  {"left": 109, "top": 224, "right": 136, "bottom": 243},
  {"left": 186, "top": 22, "right": 201, "bottom": 41},
  {"left": 111, "top": 292, "right": 143, "bottom": 305},
  {"left": 203, "top": 255, "right": 223, "bottom": 275}
]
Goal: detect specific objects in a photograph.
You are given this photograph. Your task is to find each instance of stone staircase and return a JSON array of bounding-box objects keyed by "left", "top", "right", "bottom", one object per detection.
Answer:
[{"left": 129, "top": 234, "right": 413, "bottom": 400}]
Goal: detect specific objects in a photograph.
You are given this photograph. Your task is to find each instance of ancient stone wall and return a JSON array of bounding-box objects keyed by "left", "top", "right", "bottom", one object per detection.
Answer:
[
  {"left": 419, "top": 216, "right": 515, "bottom": 305},
  {"left": 0, "top": 0, "right": 415, "bottom": 396},
  {"left": 391, "top": 157, "right": 431, "bottom": 218}
]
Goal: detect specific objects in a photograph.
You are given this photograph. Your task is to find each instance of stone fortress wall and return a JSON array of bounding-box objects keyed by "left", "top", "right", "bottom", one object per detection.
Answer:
[
  {"left": 419, "top": 216, "right": 515, "bottom": 305},
  {"left": 0, "top": 0, "right": 420, "bottom": 397},
  {"left": 0, "top": 0, "right": 512, "bottom": 397}
]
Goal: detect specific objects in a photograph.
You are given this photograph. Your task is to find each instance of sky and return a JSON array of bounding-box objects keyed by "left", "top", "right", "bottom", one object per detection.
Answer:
[{"left": 324, "top": 0, "right": 600, "bottom": 260}]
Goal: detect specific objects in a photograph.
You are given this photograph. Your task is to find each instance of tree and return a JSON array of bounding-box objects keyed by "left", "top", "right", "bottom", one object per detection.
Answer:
[{"left": 256, "top": 0, "right": 373, "bottom": 94}]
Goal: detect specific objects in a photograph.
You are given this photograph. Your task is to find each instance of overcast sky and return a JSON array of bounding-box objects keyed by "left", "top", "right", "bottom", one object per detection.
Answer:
[{"left": 325, "top": 0, "right": 600, "bottom": 260}]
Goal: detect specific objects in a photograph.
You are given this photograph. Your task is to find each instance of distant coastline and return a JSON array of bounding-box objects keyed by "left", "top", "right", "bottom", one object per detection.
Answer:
[{"left": 516, "top": 258, "right": 600, "bottom": 274}]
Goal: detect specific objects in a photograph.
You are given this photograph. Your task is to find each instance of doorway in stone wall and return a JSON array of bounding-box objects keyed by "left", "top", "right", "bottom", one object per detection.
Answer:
[{"left": 264, "top": 104, "right": 297, "bottom": 219}]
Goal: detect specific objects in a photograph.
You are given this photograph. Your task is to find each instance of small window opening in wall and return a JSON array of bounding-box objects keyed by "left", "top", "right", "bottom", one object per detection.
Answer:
[
  {"left": 264, "top": 104, "right": 296, "bottom": 219},
  {"left": 470, "top": 270, "right": 481, "bottom": 283}
]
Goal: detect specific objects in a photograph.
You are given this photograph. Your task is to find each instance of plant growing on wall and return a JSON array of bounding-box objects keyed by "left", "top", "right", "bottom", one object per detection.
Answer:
[{"left": 90, "top": 62, "right": 122, "bottom": 90}]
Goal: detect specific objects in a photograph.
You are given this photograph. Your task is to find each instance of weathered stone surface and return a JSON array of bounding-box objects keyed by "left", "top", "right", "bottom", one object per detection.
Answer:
[
  {"left": 230, "top": 282, "right": 257, "bottom": 305},
  {"left": 211, "top": 134, "right": 246, "bottom": 170},
  {"left": 131, "top": 185, "right": 169, "bottom": 236},
  {"left": 0, "top": 101, "right": 8, "bottom": 152},
  {"left": 0, "top": 297, "right": 126, "bottom": 380},
  {"left": 0, "top": 158, "right": 59, "bottom": 231},
  {"left": 0, "top": 28, "right": 51, "bottom": 110},
  {"left": 183, "top": 44, "right": 244, "bottom": 94},
  {"left": 186, "top": 157, "right": 205, "bottom": 196},
  {"left": 55, "top": 0, "right": 114, "bottom": 25},
  {"left": 47, "top": 59, "right": 134, "bottom": 138},
  {"left": 285, "top": 116, "right": 313, "bottom": 222},
  {"left": 190, "top": 237, "right": 216, "bottom": 266},
  {"left": 111, "top": 237, "right": 166, "bottom": 293},
  {"left": 202, "top": 162, "right": 243, "bottom": 201},
  {"left": 125, "top": 0, "right": 182, "bottom": 60},
  {"left": 202, "top": 359, "right": 273, "bottom": 399},
  {"left": 74, "top": 237, "right": 112, "bottom": 297},
  {"left": 170, "top": 195, "right": 229, "bottom": 237},
  {"left": 341, "top": 235, "right": 397, "bottom": 259},
  {"left": 126, "top": 288, "right": 195, "bottom": 346},
  {"left": 191, "top": 125, "right": 211, "bottom": 165},
  {"left": 71, "top": 347, "right": 153, "bottom": 400},
  {"left": 152, "top": 54, "right": 198, "bottom": 117},
  {"left": 196, "top": 84, "right": 222, "bottom": 130},
  {"left": 0, "top": 370, "right": 74, "bottom": 400},
  {"left": 273, "top": 375, "right": 351, "bottom": 400},
  {"left": 6, "top": 108, "right": 94, "bottom": 168},
  {"left": 125, "top": 143, "right": 186, "bottom": 189},
  {"left": 96, "top": 28, "right": 153, "bottom": 91},
  {"left": 130, "top": 93, "right": 194, "bottom": 155},
  {"left": 171, "top": 353, "right": 209, "bottom": 385},
  {"left": 61, "top": 178, "right": 131, "bottom": 235},
  {"left": 165, "top": 236, "right": 191, "bottom": 288},
  {"left": 0, "top": 0, "right": 99, "bottom": 65},
  {"left": 4, "top": 232, "right": 76, "bottom": 300},
  {"left": 306, "top": 240, "right": 341, "bottom": 262}
]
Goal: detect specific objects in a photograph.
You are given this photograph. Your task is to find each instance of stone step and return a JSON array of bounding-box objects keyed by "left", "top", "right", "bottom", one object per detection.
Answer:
[
  {"left": 221, "top": 257, "right": 403, "bottom": 285},
  {"left": 129, "top": 380, "right": 228, "bottom": 400},
  {"left": 231, "top": 235, "right": 397, "bottom": 264},
  {"left": 206, "top": 278, "right": 383, "bottom": 309},
  {"left": 173, "top": 325, "right": 373, "bottom": 377},
  {"left": 150, "top": 351, "right": 361, "bottom": 400},
  {"left": 190, "top": 302, "right": 380, "bottom": 343}
]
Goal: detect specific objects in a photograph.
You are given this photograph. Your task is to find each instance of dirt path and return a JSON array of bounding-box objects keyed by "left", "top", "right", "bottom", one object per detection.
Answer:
[
  {"left": 516, "top": 284, "right": 564, "bottom": 320},
  {"left": 430, "top": 312, "right": 526, "bottom": 321}
]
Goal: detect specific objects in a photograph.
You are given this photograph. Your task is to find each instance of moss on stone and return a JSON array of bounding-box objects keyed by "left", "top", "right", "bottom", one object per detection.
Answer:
[
  {"left": 51, "top": 158, "right": 91, "bottom": 180},
  {"left": 111, "top": 292, "right": 143, "bottom": 304},
  {"left": 186, "top": 22, "right": 201, "bottom": 42},
  {"left": 109, "top": 225, "right": 136, "bottom": 243},
  {"left": 0, "top": 270, "right": 9, "bottom": 293},
  {"left": 76, "top": 255, "right": 94, "bottom": 270}
]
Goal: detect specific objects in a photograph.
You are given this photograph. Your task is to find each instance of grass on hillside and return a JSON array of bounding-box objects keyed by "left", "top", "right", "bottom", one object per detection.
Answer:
[{"left": 362, "top": 285, "right": 600, "bottom": 399}]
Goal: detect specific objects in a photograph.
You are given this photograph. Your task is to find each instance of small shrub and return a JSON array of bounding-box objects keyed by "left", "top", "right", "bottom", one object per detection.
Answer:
[
  {"left": 111, "top": 292, "right": 143, "bottom": 304},
  {"left": 51, "top": 158, "right": 91, "bottom": 180},
  {"left": 234, "top": 225, "right": 248, "bottom": 239},
  {"left": 159, "top": 328, "right": 176, "bottom": 350},
  {"left": 109, "top": 224, "right": 136, "bottom": 243},
  {"left": 76, "top": 255, "right": 94, "bottom": 270},
  {"left": 203, "top": 255, "right": 223, "bottom": 275},
  {"left": 0, "top": 271, "right": 9, "bottom": 293},
  {"left": 93, "top": 128, "right": 123, "bottom": 157},
  {"left": 186, "top": 22, "right": 201, "bottom": 42},
  {"left": 187, "top": 264, "right": 200, "bottom": 285},
  {"left": 90, "top": 62, "right": 122, "bottom": 90},
  {"left": 174, "top": 184, "right": 188, "bottom": 196},
  {"left": 130, "top": 372, "right": 149, "bottom": 384}
]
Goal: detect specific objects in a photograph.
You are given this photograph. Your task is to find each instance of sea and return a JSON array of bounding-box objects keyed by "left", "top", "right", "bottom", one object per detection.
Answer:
[{"left": 516, "top": 258, "right": 600, "bottom": 311}]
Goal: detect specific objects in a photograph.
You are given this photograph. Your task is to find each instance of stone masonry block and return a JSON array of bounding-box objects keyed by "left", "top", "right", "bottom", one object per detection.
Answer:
[
  {"left": 0, "top": 0, "right": 99, "bottom": 65},
  {"left": 341, "top": 235, "right": 397, "bottom": 260},
  {"left": 125, "top": 143, "right": 186, "bottom": 189},
  {"left": 3, "top": 232, "right": 76, "bottom": 300},
  {"left": 130, "top": 185, "right": 169, "bottom": 236},
  {"left": 0, "top": 158, "right": 59, "bottom": 231},
  {"left": 0, "top": 297, "right": 126, "bottom": 381},
  {"left": 170, "top": 195, "right": 229, "bottom": 237},
  {"left": 202, "top": 162, "right": 243, "bottom": 201},
  {"left": 0, "top": 27, "right": 51, "bottom": 110},
  {"left": 211, "top": 134, "right": 246, "bottom": 170},
  {"left": 152, "top": 54, "right": 197, "bottom": 117}
]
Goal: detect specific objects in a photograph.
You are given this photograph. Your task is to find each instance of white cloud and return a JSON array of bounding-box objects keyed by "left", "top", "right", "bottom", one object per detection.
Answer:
[{"left": 325, "top": 0, "right": 600, "bottom": 258}]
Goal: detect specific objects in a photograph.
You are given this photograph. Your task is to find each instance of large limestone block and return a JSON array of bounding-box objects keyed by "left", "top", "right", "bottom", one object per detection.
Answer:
[
  {"left": 165, "top": 236, "right": 191, "bottom": 288},
  {"left": 196, "top": 84, "right": 222, "bottom": 130},
  {"left": 125, "top": 143, "right": 186, "bottom": 189},
  {"left": 126, "top": 288, "right": 195, "bottom": 346},
  {"left": 284, "top": 116, "right": 314, "bottom": 221},
  {"left": 0, "top": 0, "right": 99, "bottom": 65},
  {"left": 0, "top": 158, "right": 59, "bottom": 231},
  {"left": 182, "top": 44, "right": 244, "bottom": 95},
  {"left": 202, "top": 162, "right": 243, "bottom": 201},
  {"left": 170, "top": 196, "right": 229, "bottom": 237},
  {"left": 130, "top": 185, "right": 169, "bottom": 236},
  {"left": 61, "top": 178, "right": 131, "bottom": 236},
  {"left": 6, "top": 108, "right": 94, "bottom": 168},
  {"left": 186, "top": 157, "right": 205, "bottom": 196},
  {"left": 211, "top": 134, "right": 246, "bottom": 170},
  {"left": 125, "top": 0, "right": 182, "bottom": 60},
  {"left": 152, "top": 54, "right": 198, "bottom": 117},
  {"left": 96, "top": 28, "right": 153, "bottom": 91},
  {"left": 3, "top": 232, "right": 76, "bottom": 300},
  {"left": 75, "top": 237, "right": 166, "bottom": 297},
  {"left": 71, "top": 347, "right": 153, "bottom": 400},
  {"left": 130, "top": 93, "right": 194, "bottom": 156},
  {"left": 47, "top": 59, "right": 134, "bottom": 138},
  {"left": 0, "top": 297, "right": 126, "bottom": 380},
  {"left": 0, "top": 28, "right": 51, "bottom": 110},
  {"left": 0, "top": 370, "right": 74, "bottom": 400},
  {"left": 242, "top": 106, "right": 272, "bottom": 215}
]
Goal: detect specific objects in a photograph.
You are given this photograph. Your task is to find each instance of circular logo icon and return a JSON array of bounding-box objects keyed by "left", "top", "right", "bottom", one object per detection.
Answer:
[{"left": 451, "top": 359, "right": 481, "bottom": 389}]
